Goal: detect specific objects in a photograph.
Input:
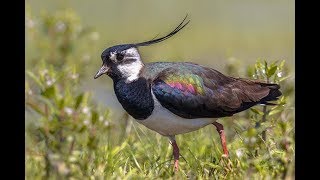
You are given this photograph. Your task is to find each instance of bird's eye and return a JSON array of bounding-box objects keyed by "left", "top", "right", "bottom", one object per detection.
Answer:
[{"left": 116, "top": 53, "right": 124, "bottom": 61}]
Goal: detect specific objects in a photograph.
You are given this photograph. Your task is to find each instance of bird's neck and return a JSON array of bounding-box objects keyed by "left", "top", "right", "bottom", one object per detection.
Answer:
[{"left": 113, "top": 77, "right": 154, "bottom": 120}]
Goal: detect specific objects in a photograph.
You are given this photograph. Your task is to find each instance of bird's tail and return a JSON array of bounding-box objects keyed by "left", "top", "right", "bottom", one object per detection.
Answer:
[{"left": 258, "top": 82, "right": 282, "bottom": 104}]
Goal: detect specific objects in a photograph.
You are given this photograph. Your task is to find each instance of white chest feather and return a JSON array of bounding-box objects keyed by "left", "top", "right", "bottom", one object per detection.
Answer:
[{"left": 136, "top": 92, "right": 217, "bottom": 136}]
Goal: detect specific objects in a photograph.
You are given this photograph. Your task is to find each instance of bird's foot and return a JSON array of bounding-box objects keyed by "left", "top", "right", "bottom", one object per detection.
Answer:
[
  {"left": 218, "top": 153, "right": 233, "bottom": 171},
  {"left": 221, "top": 153, "right": 229, "bottom": 158},
  {"left": 217, "top": 152, "right": 229, "bottom": 164}
]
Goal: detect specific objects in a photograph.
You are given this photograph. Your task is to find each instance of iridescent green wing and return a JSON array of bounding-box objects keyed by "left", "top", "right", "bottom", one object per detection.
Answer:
[{"left": 151, "top": 63, "right": 281, "bottom": 119}]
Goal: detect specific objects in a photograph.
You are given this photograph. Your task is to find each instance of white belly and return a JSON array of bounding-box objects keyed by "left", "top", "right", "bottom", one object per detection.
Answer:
[{"left": 136, "top": 93, "right": 217, "bottom": 136}]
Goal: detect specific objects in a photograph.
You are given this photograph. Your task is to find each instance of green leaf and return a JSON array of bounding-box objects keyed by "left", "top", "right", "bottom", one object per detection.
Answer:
[
  {"left": 270, "top": 60, "right": 279, "bottom": 67},
  {"left": 279, "top": 60, "right": 286, "bottom": 70},
  {"left": 264, "top": 60, "right": 268, "bottom": 72},
  {"left": 87, "top": 136, "right": 98, "bottom": 149},
  {"left": 247, "top": 128, "right": 257, "bottom": 136},
  {"left": 26, "top": 101, "right": 45, "bottom": 116},
  {"left": 78, "top": 125, "right": 87, "bottom": 133},
  {"left": 82, "top": 92, "right": 90, "bottom": 105},
  {"left": 36, "top": 96, "right": 56, "bottom": 114},
  {"left": 250, "top": 108, "right": 264, "bottom": 115},
  {"left": 279, "top": 96, "right": 287, "bottom": 105},
  {"left": 58, "top": 98, "right": 65, "bottom": 110},
  {"left": 74, "top": 93, "right": 84, "bottom": 109},
  {"left": 269, "top": 109, "right": 283, "bottom": 116},
  {"left": 91, "top": 110, "right": 98, "bottom": 124},
  {"left": 26, "top": 71, "right": 45, "bottom": 90},
  {"left": 129, "top": 150, "right": 142, "bottom": 172},
  {"left": 202, "top": 162, "right": 222, "bottom": 169},
  {"left": 278, "top": 76, "right": 290, "bottom": 82},
  {"left": 267, "top": 65, "right": 278, "bottom": 78},
  {"left": 111, "top": 142, "right": 127, "bottom": 156},
  {"left": 255, "top": 61, "right": 262, "bottom": 70},
  {"left": 41, "top": 86, "right": 56, "bottom": 99}
]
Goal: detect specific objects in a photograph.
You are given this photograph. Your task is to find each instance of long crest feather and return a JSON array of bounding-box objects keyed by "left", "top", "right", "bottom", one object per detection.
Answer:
[{"left": 134, "top": 14, "right": 190, "bottom": 47}]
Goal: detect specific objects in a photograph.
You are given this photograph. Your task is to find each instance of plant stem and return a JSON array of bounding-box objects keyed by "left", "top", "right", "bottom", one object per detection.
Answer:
[
  {"left": 44, "top": 152, "right": 50, "bottom": 178},
  {"left": 44, "top": 135, "right": 51, "bottom": 178},
  {"left": 261, "top": 77, "right": 269, "bottom": 141},
  {"left": 261, "top": 106, "right": 267, "bottom": 141}
]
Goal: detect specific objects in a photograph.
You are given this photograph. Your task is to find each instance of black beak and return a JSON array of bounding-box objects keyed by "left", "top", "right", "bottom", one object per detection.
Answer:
[{"left": 94, "top": 65, "right": 109, "bottom": 79}]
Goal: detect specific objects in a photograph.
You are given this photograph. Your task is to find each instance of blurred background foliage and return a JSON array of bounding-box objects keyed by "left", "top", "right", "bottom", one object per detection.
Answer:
[{"left": 26, "top": 0, "right": 294, "bottom": 179}]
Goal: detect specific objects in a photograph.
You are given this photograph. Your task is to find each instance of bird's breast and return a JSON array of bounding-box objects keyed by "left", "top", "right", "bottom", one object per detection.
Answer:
[
  {"left": 136, "top": 92, "right": 217, "bottom": 136},
  {"left": 114, "top": 78, "right": 154, "bottom": 120}
]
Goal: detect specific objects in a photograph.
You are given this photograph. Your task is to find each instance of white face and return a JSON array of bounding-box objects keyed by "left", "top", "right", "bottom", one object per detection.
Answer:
[{"left": 115, "top": 47, "right": 144, "bottom": 82}]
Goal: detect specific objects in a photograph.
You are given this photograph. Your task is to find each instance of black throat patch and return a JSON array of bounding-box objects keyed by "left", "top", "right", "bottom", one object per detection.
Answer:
[{"left": 114, "top": 78, "right": 154, "bottom": 120}]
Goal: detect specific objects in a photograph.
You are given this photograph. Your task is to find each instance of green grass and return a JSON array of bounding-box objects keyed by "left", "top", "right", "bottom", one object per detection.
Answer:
[
  {"left": 25, "top": 5, "right": 295, "bottom": 179},
  {"left": 26, "top": 109, "right": 294, "bottom": 179},
  {"left": 26, "top": 112, "right": 294, "bottom": 179}
]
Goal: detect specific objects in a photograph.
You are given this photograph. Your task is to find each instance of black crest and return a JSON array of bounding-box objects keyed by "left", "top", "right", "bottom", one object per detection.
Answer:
[
  {"left": 101, "top": 14, "right": 190, "bottom": 60},
  {"left": 134, "top": 14, "right": 190, "bottom": 47}
]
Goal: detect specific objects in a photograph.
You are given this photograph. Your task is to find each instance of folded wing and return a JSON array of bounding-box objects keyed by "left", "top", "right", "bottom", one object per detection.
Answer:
[{"left": 151, "top": 63, "right": 281, "bottom": 119}]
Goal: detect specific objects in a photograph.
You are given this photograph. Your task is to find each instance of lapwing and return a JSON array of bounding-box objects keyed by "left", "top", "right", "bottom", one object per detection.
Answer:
[{"left": 94, "top": 15, "right": 282, "bottom": 171}]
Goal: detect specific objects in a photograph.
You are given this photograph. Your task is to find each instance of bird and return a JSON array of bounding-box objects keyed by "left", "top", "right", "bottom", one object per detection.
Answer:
[{"left": 94, "top": 15, "right": 282, "bottom": 171}]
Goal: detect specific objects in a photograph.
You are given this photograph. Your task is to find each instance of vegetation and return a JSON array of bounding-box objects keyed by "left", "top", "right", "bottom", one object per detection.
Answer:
[{"left": 26, "top": 7, "right": 294, "bottom": 179}]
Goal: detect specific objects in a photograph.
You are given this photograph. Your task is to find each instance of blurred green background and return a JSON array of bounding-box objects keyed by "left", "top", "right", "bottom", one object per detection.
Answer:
[
  {"left": 27, "top": 0, "right": 294, "bottom": 120},
  {"left": 27, "top": 0, "right": 294, "bottom": 67},
  {"left": 26, "top": 0, "right": 294, "bottom": 179}
]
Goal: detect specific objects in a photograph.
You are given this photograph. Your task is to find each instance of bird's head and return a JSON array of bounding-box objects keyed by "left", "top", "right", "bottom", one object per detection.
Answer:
[
  {"left": 94, "top": 15, "right": 190, "bottom": 82},
  {"left": 94, "top": 44, "right": 143, "bottom": 82}
]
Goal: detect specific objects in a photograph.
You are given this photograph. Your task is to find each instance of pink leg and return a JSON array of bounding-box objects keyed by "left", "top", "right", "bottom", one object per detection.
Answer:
[
  {"left": 212, "top": 122, "right": 229, "bottom": 157},
  {"left": 169, "top": 137, "right": 179, "bottom": 171}
]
